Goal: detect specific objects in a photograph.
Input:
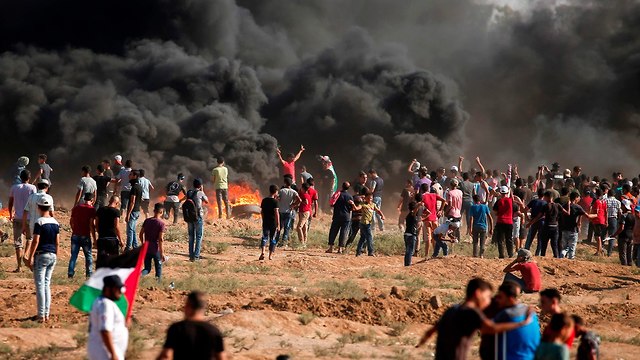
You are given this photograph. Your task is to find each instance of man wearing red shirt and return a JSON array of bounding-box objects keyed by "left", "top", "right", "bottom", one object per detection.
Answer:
[
  {"left": 306, "top": 178, "right": 319, "bottom": 231},
  {"left": 590, "top": 188, "right": 607, "bottom": 256},
  {"left": 421, "top": 185, "right": 446, "bottom": 258},
  {"left": 276, "top": 145, "right": 305, "bottom": 184},
  {"left": 493, "top": 186, "right": 514, "bottom": 258},
  {"left": 296, "top": 183, "right": 313, "bottom": 245},
  {"left": 68, "top": 193, "right": 97, "bottom": 278},
  {"left": 503, "top": 249, "right": 541, "bottom": 293}
]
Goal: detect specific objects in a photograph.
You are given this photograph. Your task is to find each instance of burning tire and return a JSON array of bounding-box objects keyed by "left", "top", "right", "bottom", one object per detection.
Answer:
[{"left": 231, "top": 204, "right": 261, "bottom": 219}]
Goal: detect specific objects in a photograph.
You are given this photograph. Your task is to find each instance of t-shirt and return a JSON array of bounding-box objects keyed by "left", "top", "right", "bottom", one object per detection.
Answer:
[
  {"left": 433, "top": 222, "right": 451, "bottom": 237},
  {"left": 405, "top": 213, "right": 418, "bottom": 236},
  {"left": 360, "top": 203, "right": 380, "bottom": 225},
  {"left": 576, "top": 331, "right": 600, "bottom": 360},
  {"left": 535, "top": 342, "right": 569, "bottom": 360},
  {"left": 33, "top": 217, "right": 59, "bottom": 253},
  {"left": 414, "top": 177, "right": 432, "bottom": 192},
  {"left": 461, "top": 180, "right": 475, "bottom": 202},
  {"left": 261, "top": 197, "right": 279, "bottom": 227},
  {"left": 495, "top": 303, "right": 541, "bottom": 360},
  {"left": 332, "top": 191, "right": 354, "bottom": 222},
  {"left": 78, "top": 176, "right": 97, "bottom": 198},
  {"left": 9, "top": 183, "right": 37, "bottom": 220},
  {"left": 40, "top": 163, "right": 52, "bottom": 181},
  {"left": 469, "top": 203, "right": 490, "bottom": 230},
  {"left": 138, "top": 177, "right": 152, "bottom": 200},
  {"left": 299, "top": 191, "right": 312, "bottom": 213},
  {"left": 300, "top": 171, "right": 312, "bottom": 184},
  {"left": 189, "top": 190, "right": 208, "bottom": 218},
  {"left": 435, "top": 305, "right": 484, "bottom": 360},
  {"left": 24, "top": 191, "right": 55, "bottom": 232},
  {"left": 447, "top": 189, "right": 463, "bottom": 218},
  {"left": 71, "top": 203, "right": 97, "bottom": 237},
  {"left": 129, "top": 182, "right": 143, "bottom": 212},
  {"left": 282, "top": 161, "right": 295, "bottom": 181},
  {"left": 104, "top": 168, "right": 114, "bottom": 181},
  {"left": 278, "top": 188, "right": 299, "bottom": 214},
  {"left": 308, "top": 187, "right": 319, "bottom": 205},
  {"left": 117, "top": 168, "right": 132, "bottom": 192},
  {"left": 351, "top": 195, "right": 364, "bottom": 221},
  {"left": 494, "top": 197, "right": 514, "bottom": 225},
  {"left": 96, "top": 206, "right": 120, "bottom": 238},
  {"left": 560, "top": 204, "right": 586, "bottom": 232},
  {"left": 542, "top": 324, "right": 575, "bottom": 350},
  {"left": 166, "top": 181, "right": 186, "bottom": 203},
  {"left": 163, "top": 320, "right": 224, "bottom": 360},
  {"left": 528, "top": 198, "right": 548, "bottom": 219},
  {"left": 142, "top": 218, "right": 165, "bottom": 255},
  {"left": 370, "top": 177, "right": 384, "bottom": 198},
  {"left": 353, "top": 181, "right": 368, "bottom": 195},
  {"left": 511, "top": 262, "right": 542, "bottom": 292},
  {"left": 88, "top": 296, "right": 129, "bottom": 360},
  {"left": 212, "top": 166, "right": 228, "bottom": 190},
  {"left": 422, "top": 193, "right": 438, "bottom": 222},
  {"left": 541, "top": 202, "right": 562, "bottom": 226},
  {"left": 93, "top": 175, "right": 112, "bottom": 200},
  {"left": 400, "top": 188, "right": 414, "bottom": 212},
  {"left": 591, "top": 199, "right": 607, "bottom": 225},
  {"left": 619, "top": 213, "right": 635, "bottom": 240}
]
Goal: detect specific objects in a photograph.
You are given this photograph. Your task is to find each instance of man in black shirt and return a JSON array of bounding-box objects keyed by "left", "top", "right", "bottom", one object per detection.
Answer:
[
  {"left": 327, "top": 182, "right": 353, "bottom": 254},
  {"left": 260, "top": 185, "right": 280, "bottom": 260},
  {"left": 125, "top": 170, "right": 143, "bottom": 251},
  {"left": 615, "top": 199, "right": 635, "bottom": 266},
  {"left": 95, "top": 196, "right": 122, "bottom": 267},
  {"left": 158, "top": 291, "right": 226, "bottom": 360},
  {"left": 528, "top": 191, "right": 562, "bottom": 258},
  {"left": 93, "top": 164, "right": 112, "bottom": 209}
]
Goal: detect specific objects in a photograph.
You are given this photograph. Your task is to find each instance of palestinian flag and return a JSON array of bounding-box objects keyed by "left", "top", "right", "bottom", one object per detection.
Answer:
[{"left": 69, "top": 242, "right": 148, "bottom": 321}]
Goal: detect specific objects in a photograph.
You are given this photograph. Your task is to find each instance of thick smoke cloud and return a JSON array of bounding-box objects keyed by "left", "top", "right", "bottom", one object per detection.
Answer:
[{"left": 1, "top": 0, "right": 639, "bottom": 201}]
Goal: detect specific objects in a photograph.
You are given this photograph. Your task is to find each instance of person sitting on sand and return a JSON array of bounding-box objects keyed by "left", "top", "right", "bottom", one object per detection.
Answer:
[{"left": 502, "top": 248, "right": 541, "bottom": 293}]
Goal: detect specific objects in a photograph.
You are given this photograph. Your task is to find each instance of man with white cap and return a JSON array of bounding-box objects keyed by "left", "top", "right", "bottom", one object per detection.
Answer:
[
  {"left": 493, "top": 185, "right": 515, "bottom": 258},
  {"left": 432, "top": 220, "right": 460, "bottom": 257},
  {"left": 88, "top": 275, "right": 128, "bottom": 360}
]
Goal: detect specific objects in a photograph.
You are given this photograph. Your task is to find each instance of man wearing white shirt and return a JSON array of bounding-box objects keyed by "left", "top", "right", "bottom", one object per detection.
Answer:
[{"left": 88, "top": 275, "right": 128, "bottom": 360}]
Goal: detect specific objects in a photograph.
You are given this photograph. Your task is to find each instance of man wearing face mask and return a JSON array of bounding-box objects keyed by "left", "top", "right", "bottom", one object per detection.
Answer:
[{"left": 87, "top": 275, "right": 129, "bottom": 360}]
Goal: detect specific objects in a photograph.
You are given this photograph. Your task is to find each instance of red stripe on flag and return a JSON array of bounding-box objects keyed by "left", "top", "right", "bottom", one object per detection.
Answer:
[{"left": 123, "top": 241, "right": 149, "bottom": 322}]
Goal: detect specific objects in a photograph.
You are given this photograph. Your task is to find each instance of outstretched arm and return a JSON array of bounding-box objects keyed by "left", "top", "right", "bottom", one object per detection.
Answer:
[
  {"left": 276, "top": 148, "right": 285, "bottom": 165},
  {"left": 475, "top": 157, "right": 486, "bottom": 175},
  {"left": 293, "top": 145, "right": 305, "bottom": 162},
  {"left": 458, "top": 156, "right": 464, "bottom": 173}
]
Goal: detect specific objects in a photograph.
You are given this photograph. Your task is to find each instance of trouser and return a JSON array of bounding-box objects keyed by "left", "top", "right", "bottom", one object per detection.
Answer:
[
  {"left": 512, "top": 217, "right": 521, "bottom": 243},
  {"left": 606, "top": 217, "right": 618, "bottom": 256},
  {"left": 95, "top": 195, "right": 107, "bottom": 209},
  {"left": 276, "top": 212, "right": 294, "bottom": 246},
  {"left": 68, "top": 235, "right": 93, "bottom": 277},
  {"left": 372, "top": 196, "right": 384, "bottom": 231},
  {"left": 125, "top": 211, "right": 140, "bottom": 250},
  {"left": 188, "top": 218, "right": 204, "bottom": 259},
  {"left": 163, "top": 201, "right": 180, "bottom": 224},
  {"left": 540, "top": 225, "right": 560, "bottom": 258},
  {"left": 462, "top": 200, "right": 473, "bottom": 232},
  {"left": 634, "top": 244, "right": 640, "bottom": 267},
  {"left": 216, "top": 189, "right": 230, "bottom": 219},
  {"left": 494, "top": 223, "right": 514, "bottom": 258},
  {"left": 433, "top": 237, "right": 449, "bottom": 257},
  {"left": 120, "top": 191, "right": 130, "bottom": 213},
  {"left": 587, "top": 222, "right": 594, "bottom": 242},
  {"left": 345, "top": 219, "right": 361, "bottom": 247},
  {"left": 404, "top": 234, "right": 416, "bottom": 266},
  {"left": 328, "top": 219, "right": 351, "bottom": 247},
  {"left": 561, "top": 231, "right": 579, "bottom": 259},
  {"left": 618, "top": 237, "right": 633, "bottom": 266},
  {"left": 503, "top": 272, "right": 536, "bottom": 293},
  {"left": 96, "top": 237, "right": 120, "bottom": 268},
  {"left": 142, "top": 252, "right": 162, "bottom": 279},
  {"left": 525, "top": 220, "right": 543, "bottom": 255},
  {"left": 34, "top": 252, "right": 56, "bottom": 319},
  {"left": 356, "top": 223, "right": 374, "bottom": 256},
  {"left": 297, "top": 211, "right": 311, "bottom": 244},
  {"left": 261, "top": 224, "right": 278, "bottom": 252},
  {"left": 472, "top": 228, "right": 487, "bottom": 257}
]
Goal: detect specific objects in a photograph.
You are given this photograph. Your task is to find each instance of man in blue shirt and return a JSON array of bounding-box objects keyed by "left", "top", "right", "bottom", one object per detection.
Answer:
[
  {"left": 327, "top": 182, "right": 353, "bottom": 254},
  {"left": 469, "top": 195, "right": 493, "bottom": 258}
]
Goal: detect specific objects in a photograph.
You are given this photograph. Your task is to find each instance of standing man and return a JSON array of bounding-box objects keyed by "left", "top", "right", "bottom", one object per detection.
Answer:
[
  {"left": 447, "top": 179, "right": 463, "bottom": 240},
  {"left": 528, "top": 191, "right": 563, "bottom": 258},
  {"left": 276, "top": 177, "right": 301, "bottom": 249},
  {"left": 95, "top": 196, "right": 123, "bottom": 267},
  {"left": 87, "top": 275, "right": 128, "bottom": 360},
  {"left": 75, "top": 165, "right": 97, "bottom": 206},
  {"left": 212, "top": 157, "right": 230, "bottom": 219},
  {"left": 32, "top": 154, "right": 53, "bottom": 187},
  {"left": 8, "top": 170, "right": 37, "bottom": 272},
  {"left": 125, "top": 170, "right": 143, "bottom": 251},
  {"left": 460, "top": 172, "right": 476, "bottom": 234},
  {"left": 140, "top": 203, "right": 166, "bottom": 280},
  {"left": 138, "top": 169, "right": 154, "bottom": 219},
  {"left": 68, "top": 193, "right": 96, "bottom": 279},
  {"left": 469, "top": 195, "right": 493, "bottom": 258},
  {"left": 299, "top": 165, "right": 313, "bottom": 186},
  {"left": 560, "top": 192, "right": 597, "bottom": 259},
  {"left": 276, "top": 145, "right": 305, "bottom": 183},
  {"left": 306, "top": 178, "right": 319, "bottom": 231},
  {"left": 186, "top": 178, "right": 208, "bottom": 261},
  {"left": 164, "top": 174, "right": 187, "bottom": 225},
  {"left": 615, "top": 200, "right": 635, "bottom": 266},
  {"left": 296, "top": 183, "right": 312, "bottom": 246},
  {"left": 421, "top": 185, "right": 447, "bottom": 258},
  {"left": 524, "top": 188, "right": 547, "bottom": 254},
  {"left": 111, "top": 155, "right": 123, "bottom": 184},
  {"left": 23, "top": 179, "right": 54, "bottom": 251},
  {"left": 157, "top": 291, "right": 227, "bottom": 360},
  {"left": 368, "top": 169, "right": 385, "bottom": 232},
  {"left": 93, "top": 165, "right": 112, "bottom": 209},
  {"left": 494, "top": 186, "right": 515, "bottom": 259},
  {"left": 259, "top": 185, "right": 280, "bottom": 260},
  {"left": 604, "top": 188, "right": 621, "bottom": 257},
  {"left": 353, "top": 171, "right": 368, "bottom": 196},
  {"left": 116, "top": 160, "right": 133, "bottom": 216},
  {"left": 318, "top": 156, "right": 338, "bottom": 213},
  {"left": 539, "top": 288, "right": 576, "bottom": 348},
  {"left": 102, "top": 159, "right": 115, "bottom": 198},
  {"left": 327, "top": 182, "right": 353, "bottom": 254}
]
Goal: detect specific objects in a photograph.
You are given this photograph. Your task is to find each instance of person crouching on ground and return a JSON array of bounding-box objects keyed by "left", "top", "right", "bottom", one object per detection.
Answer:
[
  {"left": 353, "top": 191, "right": 385, "bottom": 257},
  {"left": 432, "top": 220, "right": 459, "bottom": 258},
  {"left": 502, "top": 248, "right": 542, "bottom": 293},
  {"left": 140, "top": 203, "right": 166, "bottom": 280}
]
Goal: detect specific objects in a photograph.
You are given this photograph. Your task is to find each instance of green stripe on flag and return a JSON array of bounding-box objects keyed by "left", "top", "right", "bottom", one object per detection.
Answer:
[{"left": 69, "top": 284, "right": 129, "bottom": 316}]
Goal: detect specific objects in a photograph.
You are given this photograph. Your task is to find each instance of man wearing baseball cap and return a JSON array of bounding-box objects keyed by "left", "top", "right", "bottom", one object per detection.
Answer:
[
  {"left": 493, "top": 185, "right": 515, "bottom": 258},
  {"left": 22, "top": 178, "right": 54, "bottom": 266},
  {"left": 87, "top": 275, "right": 128, "bottom": 360}
]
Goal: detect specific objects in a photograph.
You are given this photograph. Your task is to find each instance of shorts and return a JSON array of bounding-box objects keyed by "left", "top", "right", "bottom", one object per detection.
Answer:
[
  {"left": 12, "top": 219, "right": 32, "bottom": 249},
  {"left": 592, "top": 223, "right": 605, "bottom": 237},
  {"left": 141, "top": 199, "right": 150, "bottom": 213}
]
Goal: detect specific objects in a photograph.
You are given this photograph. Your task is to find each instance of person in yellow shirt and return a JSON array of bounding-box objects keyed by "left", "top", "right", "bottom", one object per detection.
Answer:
[
  {"left": 352, "top": 192, "right": 385, "bottom": 256},
  {"left": 212, "top": 157, "right": 230, "bottom": 219}
]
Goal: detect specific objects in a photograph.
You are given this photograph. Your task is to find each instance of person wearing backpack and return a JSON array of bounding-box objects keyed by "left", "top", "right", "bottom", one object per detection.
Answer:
[
  {"left": 164, "top": 173, "right": 187, "bottom": 225},
  {"left": 184, "top": 178, "right": 208, "bottom": 261}
]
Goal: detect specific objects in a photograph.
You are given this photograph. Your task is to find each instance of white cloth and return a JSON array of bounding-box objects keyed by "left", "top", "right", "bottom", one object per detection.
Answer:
[
  {"left": 138, "top": 177, "right": 152, "bottom": 200},
  {"left": 87, "top": 296, "right": 128, "bottom": 360},
  {"left": 433, "top": 222, "right": 450, "bottom": 236},
  {"left": 24, "top": 190, "right": 55, "bottom": 232}
]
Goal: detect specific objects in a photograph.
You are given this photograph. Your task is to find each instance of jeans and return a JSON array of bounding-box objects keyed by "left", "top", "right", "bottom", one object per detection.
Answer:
[
  {"left": 216, "top": 189, "right": 230, "bottom": 219},
  {"left": 261, "top": 225, "right": 278, "bottom": 252},
  {"left": 126, "top": 211, "right": 140, "bottom": 249},
  {"left": 68, "top": 235, "right": 93, "bottom": 277},
  {"left": 372, "top": 196, "right": 384, "bottom": 231},
  {"left": 472, "top": 228, "right": 487, "bottom": 257},
  {"left": 525, "top": 220, "right": 543, "bottom": 256},
  {"left": 188, "top": 218, "right": 204, "bottom": 259},
  {"left": 619, "top": 237, "right": 633, "bottom": 266},
  {"left": 163, "top": 201, "right": 180, "bottom": 224},
  {"left": 34, "top": 252, "right": 56, "bottom": 318},
  {"left": 277, "top": 212, "right": 294, "bottom": 246},
  {"left": 561, "top": 231, "right": 579, "bottom": 259},
  {"left": 540, "top": 225, "right": 560, "bottom": 258},
  {"left": 346, "top": 220, "right": 361, "bottom": 247},
  {"left": 328, "top": 219, "right": 351, "bottom": 247},
  {"left": 494, "top": 223, "right": 514, "bottom": 258},
  {"left": 120, "top": 191, "right": 130, "bottom": 213},
  {"left": 356, "top": 223, "right": 374, "bottom": 256},
  {"left": 142, "top": 252, "right": 162, "bottom": 279},
  {"left": 404, "top": 234, "right": 416, "bottom": 266},
  {"left": 96, "top": 237, "right": 120, "bottom": 268},
  {"left": 432, "top": 237, "right": 449, "bottom": 257},
  {"left": 606, "top": 217, "right": 618, "bottom": 256}
]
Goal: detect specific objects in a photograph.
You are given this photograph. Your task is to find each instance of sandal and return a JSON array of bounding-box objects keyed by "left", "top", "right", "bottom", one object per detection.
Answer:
[{"left": 258, "top": 254, "right": 265, "bottom": 261}]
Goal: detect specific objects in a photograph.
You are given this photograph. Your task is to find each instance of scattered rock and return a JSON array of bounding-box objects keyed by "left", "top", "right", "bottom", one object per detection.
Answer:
[
  {"left": 220, "top": 308, "right": 234, "bottom": 315},
  {"left": 430, "top": 295, "right": 442, "bottom": 309},
  {"left": 626, "top": 293, "right": 631, "bottom": 301},
  {"left": 390, "top": 286, "right": 403, "bottom": 299}
]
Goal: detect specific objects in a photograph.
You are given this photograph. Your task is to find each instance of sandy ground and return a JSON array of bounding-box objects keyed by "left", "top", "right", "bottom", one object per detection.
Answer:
[{"left": 0, "top": 210, "right": 639, "bottom": 360}]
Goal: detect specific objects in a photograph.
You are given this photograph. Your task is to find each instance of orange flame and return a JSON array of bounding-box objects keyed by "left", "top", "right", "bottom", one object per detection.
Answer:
[
  {"left": 0, "top": 208, "right": 9, "bottom": 219},
  {"left": 206, "top": 183, "right": 261, "bottom": 218}
]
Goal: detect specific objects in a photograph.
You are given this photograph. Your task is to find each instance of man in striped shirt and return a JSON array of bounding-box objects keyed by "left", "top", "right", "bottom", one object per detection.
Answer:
[{"left": 604, "top": 187, "right": 621, "bottom": 257}]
